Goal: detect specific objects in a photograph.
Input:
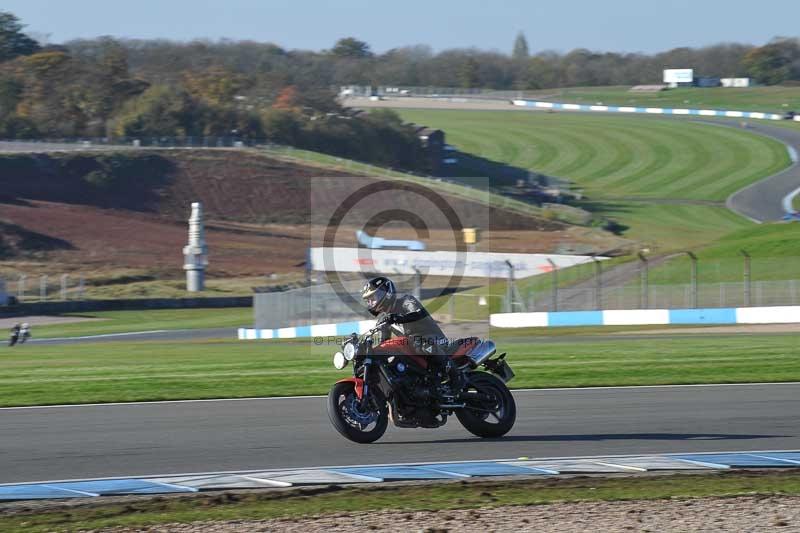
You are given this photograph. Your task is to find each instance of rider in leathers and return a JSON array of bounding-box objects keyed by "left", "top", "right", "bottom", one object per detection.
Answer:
[{"left": 361, "top": 276, "right": 461, "bottom": 393}]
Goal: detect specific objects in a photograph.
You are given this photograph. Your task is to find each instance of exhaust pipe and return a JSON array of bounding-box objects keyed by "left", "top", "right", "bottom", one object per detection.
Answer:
[{"left": 467, "top": 340, "right": 496, "bottom": 367}]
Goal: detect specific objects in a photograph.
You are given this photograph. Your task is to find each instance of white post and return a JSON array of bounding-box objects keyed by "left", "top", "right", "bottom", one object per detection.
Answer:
[{"left": 183, "top": 202, "right": 209, "bottom": 292}]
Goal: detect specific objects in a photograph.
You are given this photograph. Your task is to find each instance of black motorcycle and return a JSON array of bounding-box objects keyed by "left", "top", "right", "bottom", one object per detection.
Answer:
[{"left": 327, "top": 325, "right": 516, "bottom": 443}]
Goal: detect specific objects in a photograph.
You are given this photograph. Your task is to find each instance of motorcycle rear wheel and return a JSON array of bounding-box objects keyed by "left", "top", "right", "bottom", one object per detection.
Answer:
[
  {"left": 327, "top": 382, "right": 388, "bottom": 444},
  {"left": 456, "top": 372, "right": 516, "bottom": 438}
]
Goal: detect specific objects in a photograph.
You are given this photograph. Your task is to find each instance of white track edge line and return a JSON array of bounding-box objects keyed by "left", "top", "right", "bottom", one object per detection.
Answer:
[
  {"left": 782, "top": 186, "right": 800, "bottom": 214},
  {"left": 34, "top": 330, "right": 184, "bottom": 342}
]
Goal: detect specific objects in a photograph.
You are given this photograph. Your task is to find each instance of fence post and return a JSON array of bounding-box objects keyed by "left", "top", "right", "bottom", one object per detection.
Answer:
[
  {"left": 40, "top": 275, "right": 48, "bottom": 302},
  {"left": 17, "top": 275, "right": 26, "bottom": 302},
  {"left": 686, "top": 251, "right": 698, "bottom": 308},
  {"left": 78, "top": 276, "right": 85, "bottom": 300},
  {"left": 412, "top": 267, "right": 421, "bottom": 299},
  {"left": 592, "top": 255, "right": 603, "bottom": 310},
  {"left": 638, "top": 253, "right": 649, "bottom": 309},
  {"left": 505, "top": 260, "right": 515, "bottom": 313},
  {"left": 61, "top": 274, "right": 69, "bottom": 301},
  {"left": 740, "top": 249, "right": 751, "bottom": 307},
  {"left": 547, "top": 258, "right": 558, "bottom": 312}
]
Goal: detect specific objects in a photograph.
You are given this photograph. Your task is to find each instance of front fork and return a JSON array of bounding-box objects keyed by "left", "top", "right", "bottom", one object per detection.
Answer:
[{"left": 359, "top": 357, "right": 373, "bottom": 409}]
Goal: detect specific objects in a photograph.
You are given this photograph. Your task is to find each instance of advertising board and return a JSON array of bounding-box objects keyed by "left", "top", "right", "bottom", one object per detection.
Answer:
[
  {"left": 663, "top": 69, "right": 694, "bottom": 83},
  {"left": 308, "top": 247, "right": 604, "bottom": 279}
]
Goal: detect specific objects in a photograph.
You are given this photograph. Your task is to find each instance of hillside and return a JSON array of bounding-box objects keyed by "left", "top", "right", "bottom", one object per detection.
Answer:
[
  {"left": 394, "top": 109, "right": 789, "bottom": 251},
  {"left": 0, "top": 150, "right": 625, "bottom": 292}
]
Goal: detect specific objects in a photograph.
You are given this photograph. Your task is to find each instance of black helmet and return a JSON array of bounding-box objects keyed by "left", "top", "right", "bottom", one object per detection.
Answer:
[{"left": 361, "top": 276, "right": 396, "bottom": 314}]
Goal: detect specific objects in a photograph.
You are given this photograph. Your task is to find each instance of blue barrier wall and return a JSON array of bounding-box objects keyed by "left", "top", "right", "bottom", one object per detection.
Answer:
[
  {"left": 239, "top": 319, "right": 374, "bottom": 340},
  {"left": 491, "top": 306, "right": 800, "bottom": 328},
  {"left": 239, "top": 306, "right": 800, "bottom": 338}
]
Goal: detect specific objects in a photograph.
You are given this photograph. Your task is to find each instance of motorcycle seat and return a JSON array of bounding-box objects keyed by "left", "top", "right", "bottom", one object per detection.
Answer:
[{"left": 444, "top": 337, "right": 482, "bottom": 356}]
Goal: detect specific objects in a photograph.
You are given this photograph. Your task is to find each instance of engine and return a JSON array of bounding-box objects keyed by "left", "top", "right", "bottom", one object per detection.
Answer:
[{"left": 385, "top": 358, "right": 430, "bottom": 399}]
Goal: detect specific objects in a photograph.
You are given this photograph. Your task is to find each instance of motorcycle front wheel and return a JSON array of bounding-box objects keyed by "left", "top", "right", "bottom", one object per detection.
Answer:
[
  {"left": 456, "top": 372, "right": 516, "bottom": 438},
  {"left": 327, "top": 382, "right": 388, "bottom": 444}
]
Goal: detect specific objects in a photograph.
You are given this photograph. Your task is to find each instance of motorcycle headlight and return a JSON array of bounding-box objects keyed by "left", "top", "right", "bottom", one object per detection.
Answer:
[
  {"left": 333, "top": 351, "right": 348, "bottom": 370},
  {"left": 343, "top": 342, "right": 356, "bottom": 361}
]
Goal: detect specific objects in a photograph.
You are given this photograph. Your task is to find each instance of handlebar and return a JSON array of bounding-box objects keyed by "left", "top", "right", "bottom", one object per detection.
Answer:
[{"left": 351, "top": 322, "right": 386, "bottom": 345}]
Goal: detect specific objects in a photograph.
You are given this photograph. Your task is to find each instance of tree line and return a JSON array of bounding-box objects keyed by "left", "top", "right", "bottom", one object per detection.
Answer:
[
  {"left": 0, "top": 12, "right": 426, "bottom": 171},
  {"left": 1, "top": 10, "right": 799, "bottom": 170}
]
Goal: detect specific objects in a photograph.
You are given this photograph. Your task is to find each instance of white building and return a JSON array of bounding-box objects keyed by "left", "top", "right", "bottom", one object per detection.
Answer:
[
  {"left": 721, "top": 78, "right": 751, "bottom": 88},
  {"left": 663, "top": 69, "right": 694, "bottom": 88}
]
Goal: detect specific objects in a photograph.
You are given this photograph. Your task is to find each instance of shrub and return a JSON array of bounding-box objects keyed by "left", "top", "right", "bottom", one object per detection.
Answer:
[{"left": 82, "top": 169, "right": 116, "bottom": 189}]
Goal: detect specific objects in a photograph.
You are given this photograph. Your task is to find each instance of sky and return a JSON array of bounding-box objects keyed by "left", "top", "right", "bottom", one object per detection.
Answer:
[{"left": 4, "top": 0, "right": 799, "bottom": 55}]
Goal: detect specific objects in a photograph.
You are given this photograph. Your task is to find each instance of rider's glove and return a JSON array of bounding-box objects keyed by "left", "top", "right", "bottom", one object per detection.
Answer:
[{"left": 386, "top": 313, "right": 400, "bottom": 324}]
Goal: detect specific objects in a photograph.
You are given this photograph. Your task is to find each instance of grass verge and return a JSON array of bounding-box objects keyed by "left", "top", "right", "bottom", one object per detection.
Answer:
[
  {"left": 637, "top": 223, "right": 800, "bottom": 285},
  {"left": 393, "top": 109, "right": 791, "bottom": 251},
  {"left": 30, "top": 308, "right": 252, "bottom": 339},
  {"left": 2, "top": 332, "right": 798, "bottom": 406},
  {"left": 2, "top": 470, "right": 799, "bottom": 532}
]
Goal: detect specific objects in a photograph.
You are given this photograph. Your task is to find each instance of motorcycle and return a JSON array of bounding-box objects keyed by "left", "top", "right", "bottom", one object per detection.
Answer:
[
  {"left": 19, "top": 325, "right": 30, "bottom": 344},
  {"left": 8, "top": 324, "right": 30, "bottom": 347},
  {"left": 327, "top": 324, "right": 516, "bottom": 443}
]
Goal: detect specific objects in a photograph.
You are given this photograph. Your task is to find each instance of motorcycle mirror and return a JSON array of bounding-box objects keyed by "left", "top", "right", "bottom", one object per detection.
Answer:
[{"left": 333, "top": 351, "right": 348, "bottom": 370}]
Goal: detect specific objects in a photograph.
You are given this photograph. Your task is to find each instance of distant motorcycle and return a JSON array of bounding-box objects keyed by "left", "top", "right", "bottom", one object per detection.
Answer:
[
  {"left": 327, "top": 324, "right": 516, "bottom": 443},
  {"left": 7, "top": 323, "right": 30, "bottom": 347},
  {"left": 19, "top": 323, "right": 30, "bottom": 344}
]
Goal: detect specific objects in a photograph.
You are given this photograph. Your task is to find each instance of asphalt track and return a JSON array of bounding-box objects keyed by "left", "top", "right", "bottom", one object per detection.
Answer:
[
  {"left": 717, "top": 121, "right": 800, "bottom": 222},
  {"left": 1, "top": 383, "right": 798, "bottom": 484}
]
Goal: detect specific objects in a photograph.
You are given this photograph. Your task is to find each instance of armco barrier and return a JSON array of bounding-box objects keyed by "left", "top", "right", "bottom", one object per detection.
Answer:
[
  {"left": 512, "top": 100, "right": 786, "bottom": 121},
  {"left": 238, "top": 319, "right": 374, "bottom": 340},
  {"left": 490, "top": 305, "right": 800, "bottom": 328}
]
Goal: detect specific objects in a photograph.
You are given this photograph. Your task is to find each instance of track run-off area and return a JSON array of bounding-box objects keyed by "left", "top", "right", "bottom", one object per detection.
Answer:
[{"left": 1, "top": 383, "right": 799, "bottom": 484}]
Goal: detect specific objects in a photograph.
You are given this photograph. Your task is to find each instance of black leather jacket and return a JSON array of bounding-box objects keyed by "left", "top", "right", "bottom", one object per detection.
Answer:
[{"left": 377, "top": 294, "right": 446, "bottom": 352}]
